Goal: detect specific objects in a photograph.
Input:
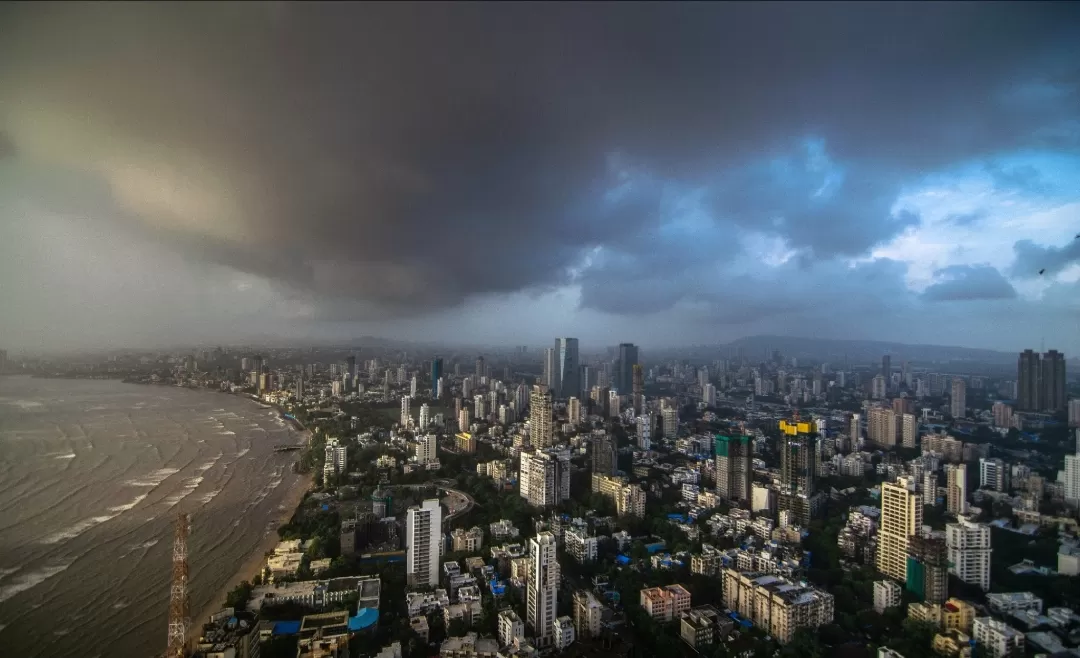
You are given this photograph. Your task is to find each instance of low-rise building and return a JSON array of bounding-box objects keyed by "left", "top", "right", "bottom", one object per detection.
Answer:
[
  {"left": 552, "top": 616, "right": 575, "bottom": 650},
  {"left": 572, "top": 590, "right": 604, "bottom": 640},
  {"left": 720, "top": 569, "right": 834, "bottom": 643},
  {"left": 986, "top": 592, "right": 1043, "bottom": 616},
  {"left": 498, "top": 609, "right": 525, "bottom": 648},
  {"left": 874, "top": 580, "right": 902, "bottom": 614},
  {"left": 679, "top": 605, "right": 734, "bottom": 650},
  {"left": 564, "top": 526, "right": 598, "bottom": 563},
  {"left": 640, "top": 584, "right": 692, "bottom": 622},
  {"left": 932, "top": 630, "right": 972, "bottom": 658},
  {"left": 451, "top": 527, "right": 484, "bottom": 553},
  {"left": 297, "top": 611, "right": 351, "bottom": 658},
  {"left": 439, "top": 632, "right": 499, "bottom": 658},
  {"left": 971, "top": 618, "right": 1024, "bottom": 658},
  {"left": 192, "top": 609, "right": 260, "bottom": 658}
]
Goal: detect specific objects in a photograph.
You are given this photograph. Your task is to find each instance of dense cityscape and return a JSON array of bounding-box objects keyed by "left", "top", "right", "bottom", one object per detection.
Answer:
[{"left": 3, "top": 337, "right": 1079, "bottom": 658}]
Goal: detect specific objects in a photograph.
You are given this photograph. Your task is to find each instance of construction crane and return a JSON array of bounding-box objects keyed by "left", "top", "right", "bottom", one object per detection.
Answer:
[{"left": 167, "top": 513, "right": 191, "bottom": 658}]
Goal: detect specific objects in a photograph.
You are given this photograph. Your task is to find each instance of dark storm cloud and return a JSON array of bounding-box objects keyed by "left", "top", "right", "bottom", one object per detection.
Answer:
[
  {"left": 921, "top": 265, "right": 1018, "bottom": 302},
  {"left": 1011, "top": 238, "right": 1080, "bottom": 278},
  {"left": 0, "top": 1, "right": 1078, "bottom": 327}
]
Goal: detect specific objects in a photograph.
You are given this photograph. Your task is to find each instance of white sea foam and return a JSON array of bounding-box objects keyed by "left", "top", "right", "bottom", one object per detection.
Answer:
[
  {"left": 5, "top": 400, "right": 44, "bottom": 409},
  {"left": 0, "top": 562, "right": 73, "bottom": 602},
  {"left": 107, "top": 493, "right": 148, "bottom": 513},
  {"left": 0, "top": 566, "right": 22, "bottom": 580},
  {"left": 125, "top": 467, "right": 180, "bottom": 487},
  {"left": 112, "top": 600, "right": 130, "bottom": 610},
  {"left": 217, "top": 431, "right": 236, "bottom": 435},
  {"left": 198, "top": 488, "right": 223, "bottom": 504},
  {"left": 237, "top": 448, "right": 250, "bottom": 458},
  {"left": 54, "top": 452, "right": 77, "bottom": 460},
  {"left": 163, "top": 476, "right": 203, "bottom": 508},
  {"left": 39, "top": 515, "right": 117, "bottom": 544}
]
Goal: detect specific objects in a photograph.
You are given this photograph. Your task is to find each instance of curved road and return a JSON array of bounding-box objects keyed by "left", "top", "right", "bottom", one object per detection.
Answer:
[{"left": 384, "top": 480, "right": 476, "bottom": 521}]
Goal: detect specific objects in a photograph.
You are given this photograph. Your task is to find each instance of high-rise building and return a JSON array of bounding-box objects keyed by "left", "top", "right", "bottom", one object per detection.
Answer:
[
  {"left": 778, "top": 420, "right": 819, "bottom": 525},
  {"left": 419, "top": 403, "right": 431, "bottom": 430},
  {"left": 1069, "top": 399, "right": 1080, "bottom": 428},
  {"left": 869, "top": 407, "right": 898, "bottom": 447},
  {"left": 406, "top": 499, "right": 442, "bottom": 587},
  {"left": 979, "top": 458, "right": 1008, "bottom": 492},
  {"left": 567, "top": 397, "right": 582, "bottom": 424},
  {"left": 554, "top": 338, "right": 580, "bottom": 399},
  {"left": 946, "top": 464, "right": 968, "bottom": 515},
  {"left": 703, "top": 383, "right": 717, "bottom": 407},
  {"left": 876, "top": 477, "right": 923, "bottom": 583},
  {"left": 901, "top": 413, "right": 918, "bottom": 449},
  {"left": 993, "top": 401, "right": 1013, "bottom": 429},
  {"left": 1017, "top": 349, "right": 1041, "bottom": 411},
  {"left": 632, "top": 364, "right": 644, "bottom": 413},
  {"left": 661, "top": 404, "right": 678, "bottom": 439},
  {"left": 882, "top": 355, "right": 892, "bottom": 384},
  {"left": 400, "top": 395, "right": 411, "bottom": 427},
  {"left": 527, "top": 532, "right": 559, "bottom": 647},
  {"left": 591, "top": 435, "right": 617, "bottom": 476},
  {"left": 520, "top": 451, "right": 569, "bottom": 507},
  {"left": 529, "top": 385, "right": 554, "bottom": 448},
  {"left": 616, "top": 343, "right": 639, "bottom": 395},
  {"left": 906, "top": 534, "right": 949, "bottom": 604},
  {"left": 871, "top": 375, "right": 887, "bottom": 400},
  {"left": 715, "top": 434, "right": 752, "bottom": 503},
  {"left": 1062, "top": 432, "right": 1080, "bottom": 504},
  {"left": 1042, "top": 350, "right": 1066, "bottom": 412},
  {"left": 543, "top": 348, "right": 556, "bottom": 389},
  {"left": 950, "top": 379, "right": 966, "bottom": 420},
  {"left": 475, "top": 356, "right": 485, "bottom": 380},
  {"left": 946, "top": 517, "right": 991, "bottom": 591},
  {"left": 431, "top": 358, "right": 443, "bottom": 397},
  {"left": 850, "top": 413, "right": 862, "bottom": 447}
]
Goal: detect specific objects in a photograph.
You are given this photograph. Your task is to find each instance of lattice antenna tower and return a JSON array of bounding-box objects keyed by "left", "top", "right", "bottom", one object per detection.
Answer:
[{"left": 167, "top": 512, "right": 191, "bottom": 658}]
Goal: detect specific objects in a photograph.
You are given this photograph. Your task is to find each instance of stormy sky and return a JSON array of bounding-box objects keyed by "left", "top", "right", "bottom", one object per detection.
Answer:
[{"left": 1, "top": 2, "right": 1079, "bottom": 353}]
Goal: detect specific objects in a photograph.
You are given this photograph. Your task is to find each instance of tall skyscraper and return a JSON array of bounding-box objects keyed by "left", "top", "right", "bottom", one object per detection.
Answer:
[
  {"left": 567, "top": 397, "right": 582, "bottom": 424},
  {"left": 431, "top": 357, "right": 443, "bottom": 397},
  {"left": 1017, "top": 349, "right": 1041, "bottom": 411},
  {"left": 527, "top": 532, "right": 559, "bottom": 647},
  {"left": 542, "top": 348, "right": 557, "bottom": 389},
  {"left": 1042, "top": 350, "right": 1066, "bottom": 412},
  {"left": 877, "top": 477, "right": 923, "bottom": 583},
  {"left": 1063, "top": 431, "right": 1080, "bottom": 504},
  {"left": 946, "top": 517, "right": 991, "bottom": 590},
  {"left": 406, "top": 499, "right": 442, "bottom": 587},
  {"left": 346, "top": 355, "right": 356, "bottom": 382},
  {"left": 950, "top": 378, "right": 966, "bottom": 419},
  {"left": 979, "top": 458, "right": 1008, "bottom": 492},
  {"left": 616, "top": 343, "right": 639, "bottom": 395},
  {"left": 400, "top": 395, "right": 411, "bottom": 427},
  {"left": 632, "top": 364, "right": 645, "bottom": 414},
  {"left": 906, "top": 534, "right": 948, "bottom": 604},
  {"left": 519, "top": 451, "right": 569, "bottom": 507},
  {"left": 946, "top": 464, "right": 968, "bottom": 515},
  {"left": 900, "top": 413, "right": 918, "bottom": 449},
  {"left": 554, "top": 338, "right": 580, "bottom": 399},
  {"left": 778, "top": 420, "right": 819, "bottom": 525},
  {"left": 591, "top": 434, "right": 617, "bottom": 476},
  {"left": 868, "top": 407, "right": 897, "bottom": 447},
  {"left": 475, "top": 356, "right": 486, "bottom": 379},
  {"left": 529, "top": 385, "right": 554, "bottom": 448},
  {"left": 882, "top": 355, "right": 892, "bottom": 389},
  {"left": 715, "top": 434, "right": 752, "bottom": 503}
]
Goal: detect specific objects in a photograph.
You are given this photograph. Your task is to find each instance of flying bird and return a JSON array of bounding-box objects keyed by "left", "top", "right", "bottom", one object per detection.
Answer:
[{"left": 1039, "top": 269, "right": 1046, "bottom": 275}]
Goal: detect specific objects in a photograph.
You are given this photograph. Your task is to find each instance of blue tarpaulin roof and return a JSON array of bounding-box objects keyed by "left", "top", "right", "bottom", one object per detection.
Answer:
[
  {"left": 273, "top": 620, "right": 301, "bottom": 636},
  {"left": 616, "top": 554, "right": 631, "bottom": 564},
  {"left": 349, "top": 608, "right": 379, "bottom": 631}
]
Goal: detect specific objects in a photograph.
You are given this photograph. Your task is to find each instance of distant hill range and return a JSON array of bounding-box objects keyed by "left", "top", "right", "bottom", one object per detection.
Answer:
[{"left": 714, "top": 334, "right": 1022, "bottom": 366}]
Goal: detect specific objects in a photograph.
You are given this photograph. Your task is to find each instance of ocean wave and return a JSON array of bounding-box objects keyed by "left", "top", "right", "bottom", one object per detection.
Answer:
[
  {"left": 39, "top": 515, "right": 117, "bottom": 544},
  {"left": 107, "top": 493, "right": 148, "bottom": 513},
  {"left": 125, "top": 467, "right": 180, "bottom": 487},
  {"left": 162, "top": 476, "right": 203, "bottom": 508},
  {"left": 54, "top": 452, "right": 77, "bottom": 460},
  {"left": 0, "top": 562, "right": 72, "bottom": 603},
  {"left": 0, "top": 566, "right": 22, "bottom": 581},
  {"left": 198, "top": 488, "right": 223, "bottom": 504},
  {"left": 217, "top": 431, "right": 236, "bottom": 436},
  {"left": 4, "top": 400, "right": 44, "bottom": 409},
  {"left": 236, "top": 448, "right": 250, "bottom": 458}
]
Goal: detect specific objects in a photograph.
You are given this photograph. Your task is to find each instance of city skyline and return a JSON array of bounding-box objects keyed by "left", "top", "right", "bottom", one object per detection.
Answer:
[{"left": 1, "top": 4, "right": 1079, "bottom": 352}]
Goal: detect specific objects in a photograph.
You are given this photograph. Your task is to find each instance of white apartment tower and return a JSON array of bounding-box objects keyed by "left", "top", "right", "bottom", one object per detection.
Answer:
[
  {"left": 527, "top": 532, "right": 560, "bottom": 647},
  {"left": 876, "top": 477, "right": 923, "bottom": 583},
  {"left": 400, "top": 395, "right": 411, "bottom": 427},
  {"left": 415, "top": 434, "right": 438, "bottom": 465},
  {"left": 947, "top": 516, "right": 992, "bottom": 590},
  {"left": 1063, "top": 429, "right": 1080, "bottom": 504},
  {"left": 520, "top": 451, "right": 569, "bottom": 507},
  {"left": 406, "top": 499, "right": 442, "bottom": 587},
  {"left": 419, "top": 403, "right": 431, "bottom": 430}
]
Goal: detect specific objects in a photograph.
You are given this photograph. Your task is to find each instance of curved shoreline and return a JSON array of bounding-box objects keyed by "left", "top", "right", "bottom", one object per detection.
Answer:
[{"left": 187, "top": 468, "right": 312, "bottom": 644}]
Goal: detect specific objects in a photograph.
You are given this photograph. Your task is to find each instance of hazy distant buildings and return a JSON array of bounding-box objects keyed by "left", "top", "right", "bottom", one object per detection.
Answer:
[
  {"left": 1018, "top": 349, "right": 1067, "bottom": 412},
  {"left": 950, "top": 379, "right": 966, "bottom": 419},
  {"left": 431, "top": 358, "right": 443, "bottom": 397}
]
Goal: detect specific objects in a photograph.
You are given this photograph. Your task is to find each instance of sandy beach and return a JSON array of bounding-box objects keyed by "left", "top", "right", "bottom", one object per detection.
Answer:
[{"left": 188, "top": 469, "right": 312, "bottom": 643}]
